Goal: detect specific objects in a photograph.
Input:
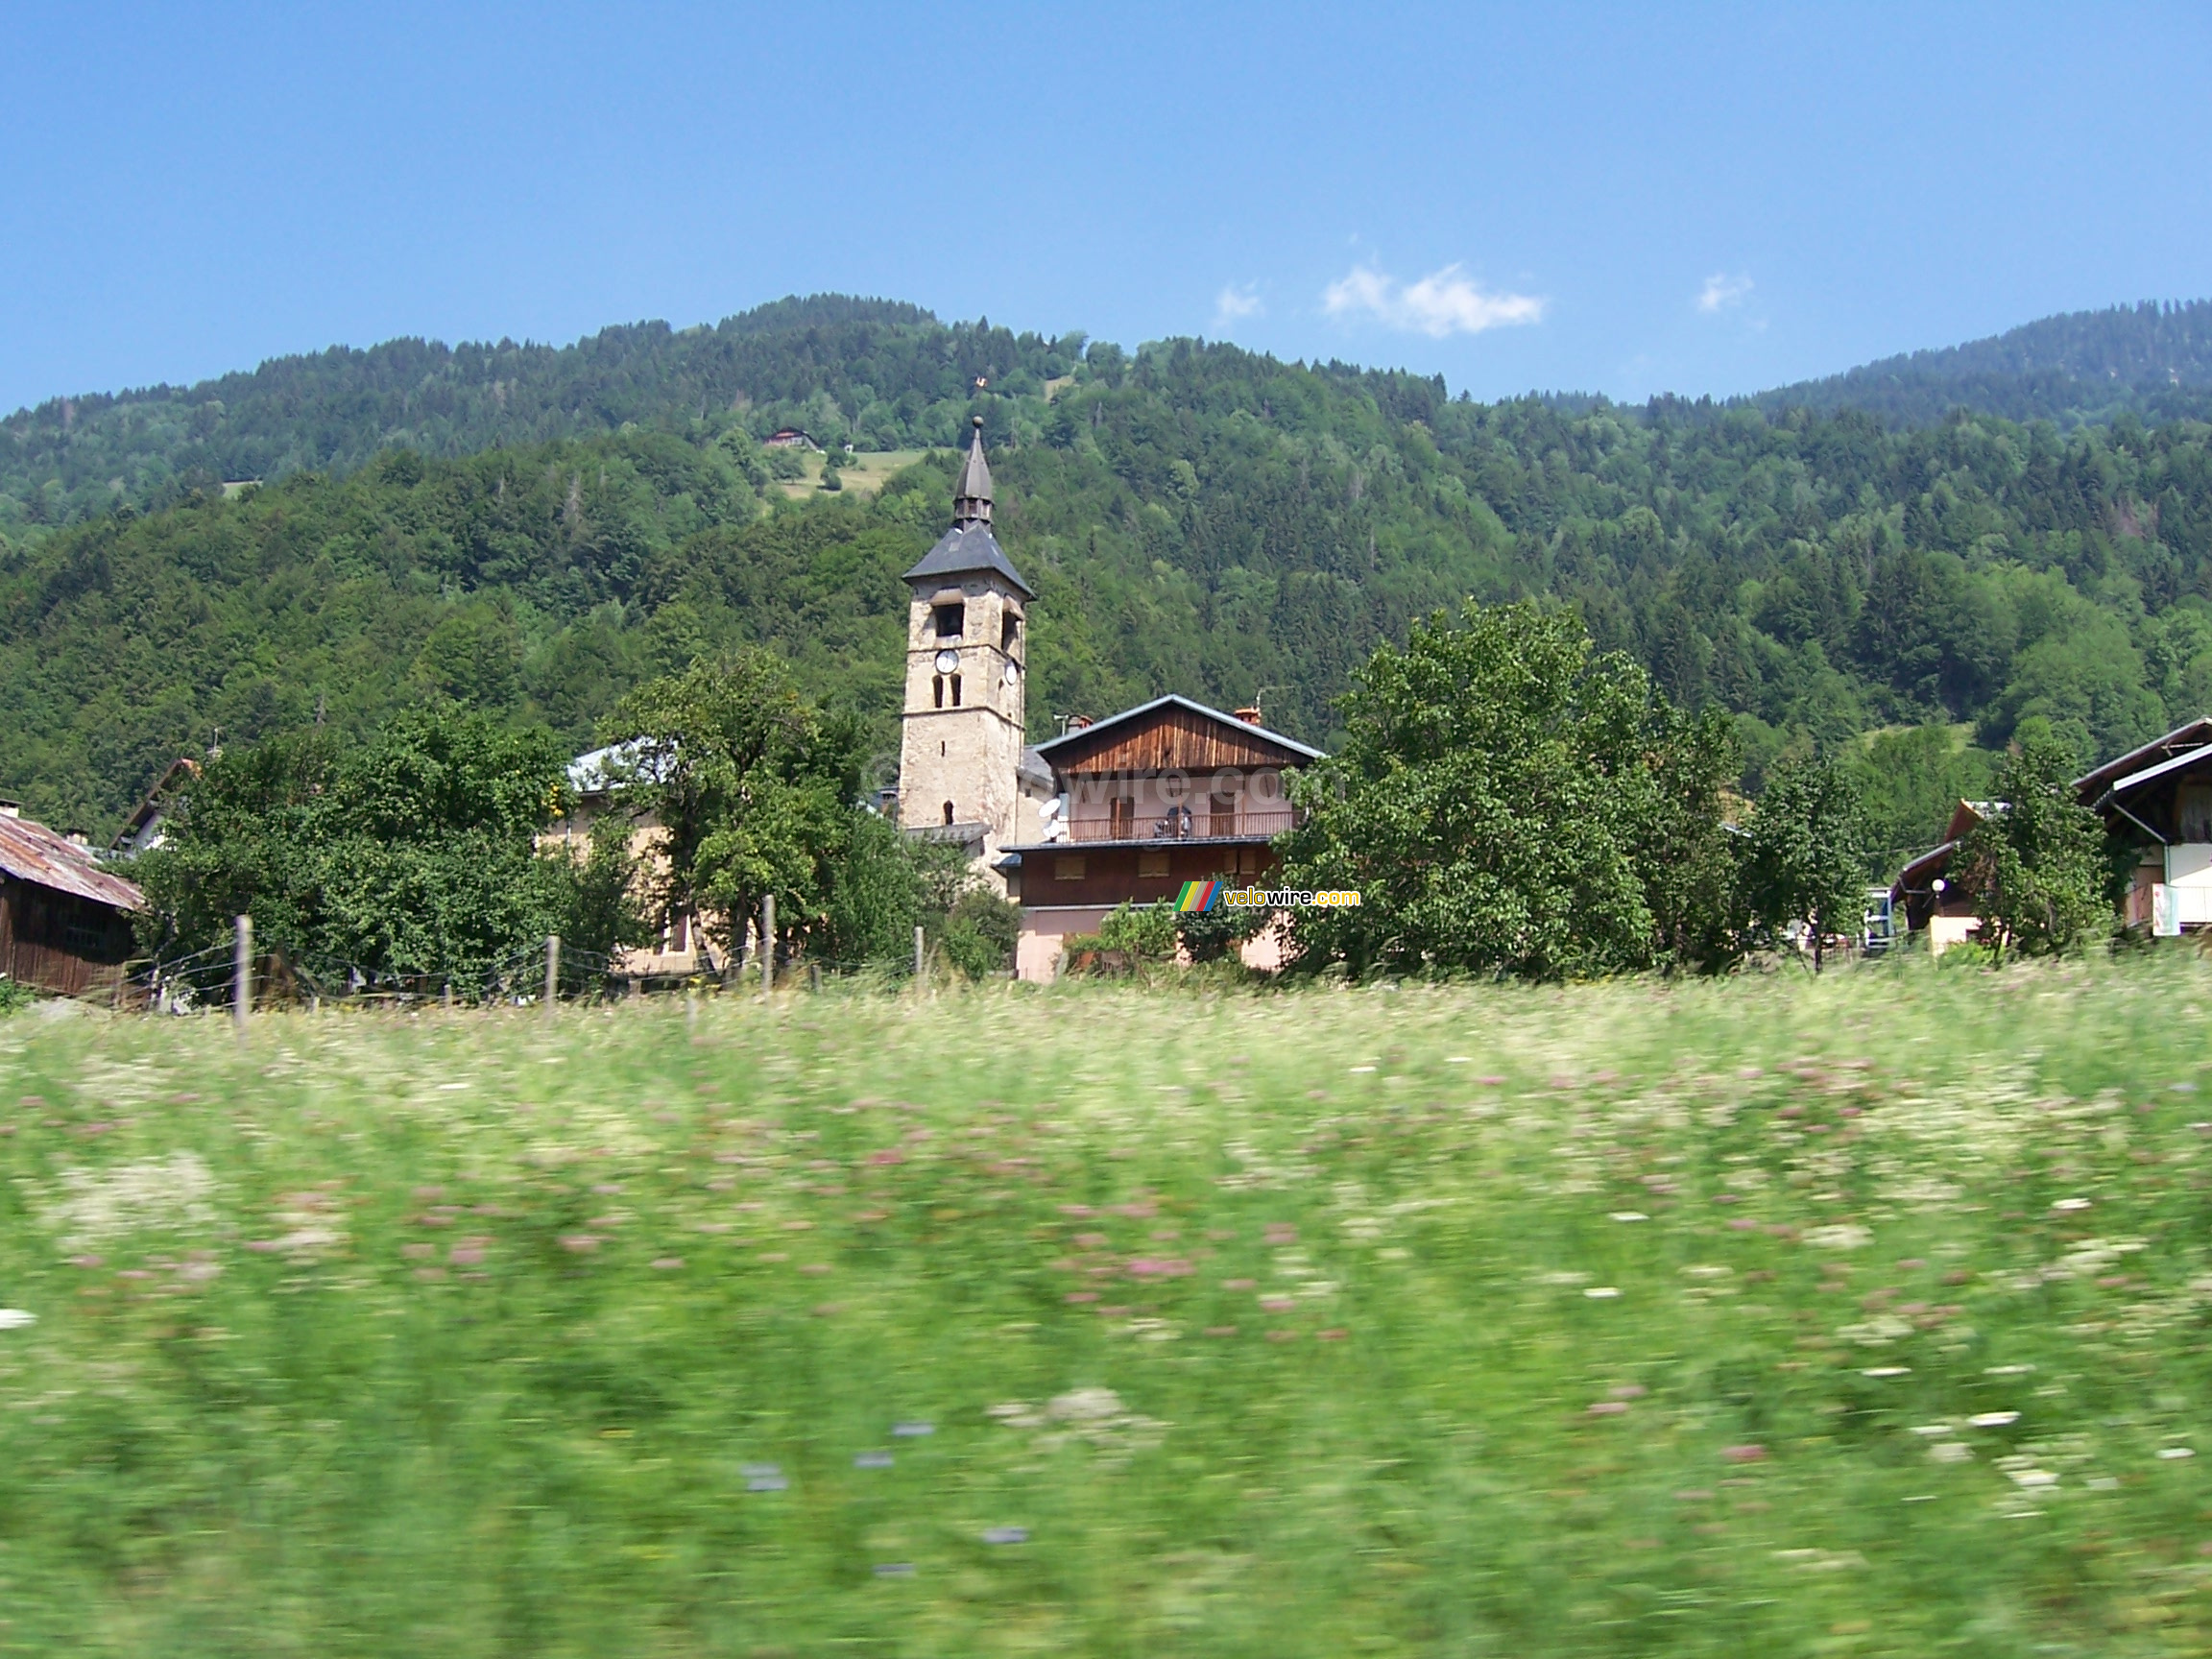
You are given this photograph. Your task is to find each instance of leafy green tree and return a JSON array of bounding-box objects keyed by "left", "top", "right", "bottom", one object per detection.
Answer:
[
  {"left": 596, "top": 651, "right": 855, "bottom": 962},
  {"left": 1275, "top": 601, "right": 1737, "bottom": 980},
  {"left": 1954, "top": 734, "right": 2112, "bottom": 960},
  {"left": 1741, "top": 755, "right": 1868, "bottom": 971},
  {"left": 1848, "top": 726, "right": 1994, "bottom": 878},
  {"left": 132, "top": 709, "right": 640, "bottom": 988},
  {"left": 936, "top": 887, "right": 1020, "bottom": 980},
  {"left": 1175, "top": 881, "right": 1272, "bottom": 964}
]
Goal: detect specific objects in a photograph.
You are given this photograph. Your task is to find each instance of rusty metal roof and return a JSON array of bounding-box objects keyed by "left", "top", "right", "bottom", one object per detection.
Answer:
[{"left": 0, "top": 813, "right": 145, "bottom": 912}]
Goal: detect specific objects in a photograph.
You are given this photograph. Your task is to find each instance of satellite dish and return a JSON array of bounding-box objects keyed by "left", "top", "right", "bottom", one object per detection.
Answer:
[
  {"left": 1002, "top": 661, "right": 1020, "bottom": 686},
  {"left": 934, "top": 649, "right": 960, "bottom": 675}
]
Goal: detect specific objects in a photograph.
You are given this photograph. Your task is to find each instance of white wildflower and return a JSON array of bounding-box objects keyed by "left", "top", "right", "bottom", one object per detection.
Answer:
[
  {"left": 1969, "top": 1411, "right": 2020, "bottom": 1428},
  {"left": 38, "top": 1152, "right": 218, "bottom": 1249},
  {"left": 1584, "top": 1286, "right": 1620, "bottom": 1300},
  {"left": 1929, "top": 1442, "right": 1973, "bottom": 1463},
  {"left": 1804, "top": 1224, "right": 1872, "bottom": 1251},
  {"left": 0, "top": 1310, "right": 35, "bottom": 1331}
]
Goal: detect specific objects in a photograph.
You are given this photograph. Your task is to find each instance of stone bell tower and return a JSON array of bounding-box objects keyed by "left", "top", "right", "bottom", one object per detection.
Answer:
[{"left": 896, "top": 416, "right": 1034, "bottom": 885}]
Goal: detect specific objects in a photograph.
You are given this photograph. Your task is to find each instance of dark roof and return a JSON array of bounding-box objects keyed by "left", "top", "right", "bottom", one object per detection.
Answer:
[
  {"left": 951, "top": 415, "right": 993, "bottom": 528},
  {"left": 902, "top": 523, "right": 1033, "bottom": 598},
  {"left": 901, "top": 416, "right": 1033, "bottom": 596},
  {"left": 1030, "top": 694, "right": 1325, "bottom": 764},
  {"left": 2108, "top": 742, "right": 2212, "bottom": 797},
  {"left": 2075, "top": 716, "right": 2212, "bottom": 799},
  {"left": 0, "top": 813, "right": 144, "bottom": 911}
]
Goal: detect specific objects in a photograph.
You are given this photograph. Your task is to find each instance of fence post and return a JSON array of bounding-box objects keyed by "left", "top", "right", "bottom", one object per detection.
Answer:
[
  {"left": 913, "top": 924, "right": 926, "bottom": 991},
  {"left": 544, "top": 934, "right": 561, "bottom": 1022},
  {"left": 761, "top": 894, "right": 775, "bottom": 996},
  {"left": 234, "top": 916, "right": 252, "bottom": 1045}
]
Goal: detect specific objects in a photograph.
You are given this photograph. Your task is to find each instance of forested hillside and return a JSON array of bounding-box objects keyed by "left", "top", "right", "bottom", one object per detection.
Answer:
[
  {"left": 1748, "top": 300, "right": 2212, "bottom": 429},
  {"left": 0, "top": 296, "right": 1082, "bottom": 529},
  {"left": 8, "top": 301, "right": 2212, "bottom": 878}
]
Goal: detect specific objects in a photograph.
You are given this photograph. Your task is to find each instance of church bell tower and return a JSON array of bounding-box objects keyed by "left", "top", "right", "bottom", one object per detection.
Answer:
[{"left": 895, "top": 416, "right": 1033, "bottom": 883}]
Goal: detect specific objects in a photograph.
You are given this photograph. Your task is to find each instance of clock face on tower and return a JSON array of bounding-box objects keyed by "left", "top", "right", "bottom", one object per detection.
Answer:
[
  {"left": 934, "top": 648, "right": 960, "bottom": 675},
  {"left": 1002, "top": 661, "right": 1019, "bottom": 686}
]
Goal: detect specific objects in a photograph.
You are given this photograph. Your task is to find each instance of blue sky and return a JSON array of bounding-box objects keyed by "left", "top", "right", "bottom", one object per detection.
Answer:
[{"left": 4, "top": 2, "right": 2209, "bottom": 416}]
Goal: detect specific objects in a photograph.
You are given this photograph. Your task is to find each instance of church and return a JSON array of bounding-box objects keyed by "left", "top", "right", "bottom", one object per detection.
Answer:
[{"left": 892, "top": 418, "right": 1320, "bottom": 979}]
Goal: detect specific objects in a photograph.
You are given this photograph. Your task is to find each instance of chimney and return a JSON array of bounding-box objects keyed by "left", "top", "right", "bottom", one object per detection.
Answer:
[
  {"left": 66, "top": 830, "right": 89, "bottom": 847},
  {"left": 1068, "top": 714, "right": 1093, "bottom": 731},
  {"left": 0, "top": 799, "right": 18, "bottom": 819},
  {"left": 1234, "top": 706, "right": 1263, "bottom": 725}
]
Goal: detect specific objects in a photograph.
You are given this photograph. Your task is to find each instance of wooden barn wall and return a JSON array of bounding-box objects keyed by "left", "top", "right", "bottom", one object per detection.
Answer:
[
  {"left": 1053, "top": 708, "right": 1302, "bottom": 776},
  {"left": 0, "top": 877, "right": 132, "bottom": 998}
]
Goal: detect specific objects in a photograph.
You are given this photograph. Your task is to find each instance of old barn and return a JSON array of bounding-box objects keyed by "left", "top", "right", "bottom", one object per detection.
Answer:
[{"left": 0, "top": 805, "right": 143, "bottom": 996}]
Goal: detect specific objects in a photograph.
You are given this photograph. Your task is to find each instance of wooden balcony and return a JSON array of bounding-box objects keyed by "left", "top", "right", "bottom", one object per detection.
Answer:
[{"left": 1061, "top": 808, "right": 1296, "bottom": 844}]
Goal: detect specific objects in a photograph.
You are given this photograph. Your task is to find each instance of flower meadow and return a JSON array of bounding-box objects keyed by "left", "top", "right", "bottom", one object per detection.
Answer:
[{"left": 6, "top": 960, "right": 2212, "bottom": 1655}]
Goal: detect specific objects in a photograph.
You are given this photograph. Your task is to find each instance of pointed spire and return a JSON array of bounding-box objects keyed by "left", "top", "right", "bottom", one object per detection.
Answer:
[{"left": 951, "top": 414, "right": 993, "bottom": 528}]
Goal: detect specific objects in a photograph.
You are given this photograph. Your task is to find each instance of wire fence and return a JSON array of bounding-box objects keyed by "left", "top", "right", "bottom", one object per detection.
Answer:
[{"left": 100, "top": 930, "right": 935, "bottom": 1019}]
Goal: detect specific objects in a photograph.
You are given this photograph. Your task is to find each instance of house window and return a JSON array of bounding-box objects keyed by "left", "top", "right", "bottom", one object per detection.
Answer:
[
  {"left": 950, "top": 674, "right": 962, "bottom": 707},
  {"left": 943, "top": 802, "right": 955, "bottom": 827},
  {"left": 670, "top": 912, "right": 688, "bottom": 953},
  {"left": 933, "top": 676, "right": 945, "bottom": 709},
  {"left": 1054, "top": 855, "right": 1086, "bottom": 880},
  {"left": 1209, "top": 793, "right": 1237, "bottom": 837},
  {"left": 1109, "top": 796, "right": 1136, "bottom": 838},
  {"left": 1138, "top": 851, "right": 1170, "bottom": 878},
  {"left": 2181, "top": 783, "right": 2212, "bottom": 842},
  {"left": 933, "top": 602, "right": 965, "bottom": 638}
]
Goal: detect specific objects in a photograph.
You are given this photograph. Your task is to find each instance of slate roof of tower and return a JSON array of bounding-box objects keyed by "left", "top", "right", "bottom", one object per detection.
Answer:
[{"left": 900, "top": 418, "right": 1034, "bottom": 597}]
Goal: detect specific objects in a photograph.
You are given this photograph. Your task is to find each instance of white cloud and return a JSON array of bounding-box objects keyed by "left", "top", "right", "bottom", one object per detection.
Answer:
[
  {"left": 1322, "top": 262, "right": 1546, "bottom": 337},
  {"left": 1697, "top": 272, "right": 1753, "bottom": 314},
  {"left": 1212, "top": 282, "right": 1263, "bottom": 331}
]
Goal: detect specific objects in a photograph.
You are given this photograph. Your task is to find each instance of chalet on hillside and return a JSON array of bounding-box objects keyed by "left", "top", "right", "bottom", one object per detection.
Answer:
[
  {"left": 762, "top": 428, "right": 819, "bottom": 450},
  {"left": 0, "top": 803, "right": 142, "bottom": 996},
  {"left": 997, "top": 695, "right": 1324, "bottom": 979},
  {"left": 1892, "top": 716, "right": 2212, "bottom": 950}
]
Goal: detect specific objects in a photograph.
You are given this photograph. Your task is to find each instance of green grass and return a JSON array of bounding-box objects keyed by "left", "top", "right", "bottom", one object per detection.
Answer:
[
  {"left": 7, "top": 958, "right": 2212, "bottom": 1654},
  {"left": 770, "top": 449, "right": 925, "bottom": 500}
]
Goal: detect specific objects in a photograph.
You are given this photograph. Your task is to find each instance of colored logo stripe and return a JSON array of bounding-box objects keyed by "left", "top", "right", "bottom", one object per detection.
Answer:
[{"left": 1176, "top": 880, "right": 1222, "bottom": 913}]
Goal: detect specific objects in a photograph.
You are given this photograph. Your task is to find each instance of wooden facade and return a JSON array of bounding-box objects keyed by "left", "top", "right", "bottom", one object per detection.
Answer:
[
  {"left": 1020, "top": 840, "right": 1280, "bottom": 909},
  {"left": 0, "top": 875, "right": 136, "bottom": 996},
  {"left": 1000, "top": 695, "right": 1324, "bottom": 978},
  {"left": 1042, "top": 700, "right": 1313, "bottom": 777},
  {"left": 0, "top": 810, "right": 143, "bottom": 996}
]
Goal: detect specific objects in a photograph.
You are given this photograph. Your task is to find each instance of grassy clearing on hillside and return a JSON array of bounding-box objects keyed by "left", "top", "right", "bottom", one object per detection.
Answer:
[
  {"left": 6, "top": 961, "right": 2212, "bottom": 1655},
  {"left": 769, "top": 449, "right": 925, "bottom": 500}
]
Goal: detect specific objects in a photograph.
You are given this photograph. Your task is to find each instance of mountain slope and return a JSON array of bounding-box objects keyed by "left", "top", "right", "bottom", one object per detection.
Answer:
[
  {"left": 1750, "top": 300, "right": 2212, "bottom": 428},
  {"left": 9, "top": 304, "right": 2212, "bottom": 880}
]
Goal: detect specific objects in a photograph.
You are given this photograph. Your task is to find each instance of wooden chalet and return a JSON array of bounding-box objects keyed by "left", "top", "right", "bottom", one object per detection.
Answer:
[
  {"left": 1891, "top": 716, "right": 2212, "bottom": 950},
  {"left": 998, "top": 695, "right": 1324, "bottom": 979},
  {"left": 0, "top": 804, "right": 143, "bottom": 996}
]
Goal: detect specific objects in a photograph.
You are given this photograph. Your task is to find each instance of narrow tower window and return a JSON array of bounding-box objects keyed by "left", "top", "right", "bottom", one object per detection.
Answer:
[
  {"left": 943, "top": 802, "right": 955, "bottom": 826},
  {"left": 950, "top": 674, "right": 963, "bottom": 707},
  {"left": 1001, "top": 610, "right": 1021, "bottom": 651},
  {"left": 933, "top": 676, "right": 945, "bottom": 709}
]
